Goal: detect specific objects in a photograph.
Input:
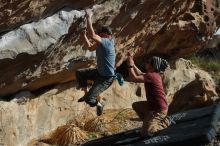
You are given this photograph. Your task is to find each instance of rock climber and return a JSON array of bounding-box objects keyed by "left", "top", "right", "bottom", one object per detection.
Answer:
[{"left": 76, "top": 9, "right": 116, "bottom": 116}]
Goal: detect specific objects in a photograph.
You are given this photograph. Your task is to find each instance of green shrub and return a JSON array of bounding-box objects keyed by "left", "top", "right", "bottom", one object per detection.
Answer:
[{"left": 188, "top": 55, "right": 220, "bottom": 75}]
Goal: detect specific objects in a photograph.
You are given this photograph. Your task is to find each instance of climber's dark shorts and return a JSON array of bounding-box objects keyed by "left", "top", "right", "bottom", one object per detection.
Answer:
[{"left": 76, "top": 68, "right": 114, "bottom": 107}]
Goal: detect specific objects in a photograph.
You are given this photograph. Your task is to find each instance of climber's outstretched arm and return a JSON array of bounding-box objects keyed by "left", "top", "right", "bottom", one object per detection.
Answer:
[
  {"left": 85, "top": 9, "right": 102, "bottom": 43},
  {"left": 82, "top": 29, "right": 96, "bottom": 51}
]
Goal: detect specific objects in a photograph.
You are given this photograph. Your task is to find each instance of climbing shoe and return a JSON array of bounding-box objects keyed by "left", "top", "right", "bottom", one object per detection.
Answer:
[
  {"left": 78, "top": 97, "right": 85, "bottom": 102},
  {"left": 96, "top": 103, "right": 104, "bottom": 116}
]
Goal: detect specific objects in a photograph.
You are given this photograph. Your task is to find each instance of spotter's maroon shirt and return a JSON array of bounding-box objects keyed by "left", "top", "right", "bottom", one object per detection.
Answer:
[{"left": 144, "top": 72, "right": 168, "bottom": 111}]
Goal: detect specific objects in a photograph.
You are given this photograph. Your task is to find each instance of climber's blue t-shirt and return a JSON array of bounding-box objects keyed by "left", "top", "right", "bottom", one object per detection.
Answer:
[{"left": 96, "top": 38, "right": 116, "bottom": 77}]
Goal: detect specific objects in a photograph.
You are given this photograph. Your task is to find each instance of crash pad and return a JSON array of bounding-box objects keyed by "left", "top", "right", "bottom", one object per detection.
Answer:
[{"left": 83, "top": 104, "right": 220, "bottom": 146}]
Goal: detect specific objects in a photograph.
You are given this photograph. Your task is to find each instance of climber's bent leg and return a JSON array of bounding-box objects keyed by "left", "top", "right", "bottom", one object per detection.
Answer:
[
  {"left": 83, "top": 76, "right": 114, "bottom": 107},
  {"left": 76, "top": 68, "right": 99, "bottom": 102},
  {"left": 76, "top": 68, "right": 99, "bottom": 89}
]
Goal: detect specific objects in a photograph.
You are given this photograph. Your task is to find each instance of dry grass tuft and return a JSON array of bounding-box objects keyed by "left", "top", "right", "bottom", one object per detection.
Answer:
[
  {"left": 84, "top": 116, "right": 111, "bottom": 132},
  {"left": 67, "top": 107, "right": 96, "bottom": 129},
  {"left": 39, "top": 109, "right": 140, "bottom": 145},
  {"left": 45, "top": 123, "right": 88, "bottom": 146}
]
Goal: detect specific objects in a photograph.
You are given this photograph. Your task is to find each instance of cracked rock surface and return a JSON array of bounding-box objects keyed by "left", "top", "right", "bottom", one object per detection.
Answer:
[{"left": 0, "top": 0, "right": 219, "bottom": 97}]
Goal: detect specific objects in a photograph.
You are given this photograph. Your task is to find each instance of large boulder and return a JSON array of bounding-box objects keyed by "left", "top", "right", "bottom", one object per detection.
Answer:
[
  {"left": 0, "top": 0, "right": 219, "bottom": 97},
  {"left": 0, "top": 0, "right": 96, "bottom": 32},
  {"left": 168, "top": 74, "right": 218, "bottom": 114},
  {"left": 163, "top": 59, "right": 218, "bottom": 113}
]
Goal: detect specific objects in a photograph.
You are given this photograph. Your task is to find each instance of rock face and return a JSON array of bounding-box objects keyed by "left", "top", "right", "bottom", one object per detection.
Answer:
[
  {"left": 0, "top": 0, "right": 219, "bottom": 97},
  {"left": 163, "top": 59, "right": 218, "bottom": 103},
  {"left": 164, "top": 59, "right": 218, "bottom": 114},
  {"left": 169, "top": 75, "right": 218, "bottom": 114},
  {"left": 0, "top": 59, "right": 218, "bottom": 146},
  {"left": 0, "top": 0, "right": 96, "bottom": 33},
  {"left": 0, "top": 81, "right": 146, "bottom": 146}
]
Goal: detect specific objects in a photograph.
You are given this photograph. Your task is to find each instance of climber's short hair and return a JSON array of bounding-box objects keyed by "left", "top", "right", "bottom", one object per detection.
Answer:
[{"left": 98, "top": 26, "right": 112, "bottom": 35}]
